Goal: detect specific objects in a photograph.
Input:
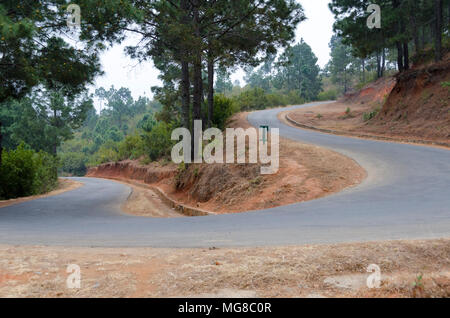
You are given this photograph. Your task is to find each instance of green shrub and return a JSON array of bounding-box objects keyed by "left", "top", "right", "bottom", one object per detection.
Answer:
[
  {"left": 317, "top": 89, "right": 338, "bottom": 101},
  {"left": 88, "top": 140, "right": 120, "bottom": 166},
  {"left": 33, "top": 151, "right": 58, "bottom": 194},
  {"left": 265, "top": 93, "right": 288, "bottom": 107},
  {"left": 231, "top": 88, "right": 303, "bottom": 110},
  {"left": 211, "top": 94, "right": 239, "bottom": 130},
  {"left": 232, "top": 87, "right": 268, "bottom": 110},
  {"left": 363, "top": 108, "right": 380, "bottom": 122},
  {"left": 143, "top": 121, "right": 174, "bottom": 161},
  {"left": 117, "top": 133, "right": 146, "bottom": 160},
  {"left": 59, "top": 152, "right": 88, "bottom": 176},
  {"left": 284, "top": 90, "right": 306, "bottom": 105},
  {"left": 0, "top": 144, "right": 58, "bottom": 199}
]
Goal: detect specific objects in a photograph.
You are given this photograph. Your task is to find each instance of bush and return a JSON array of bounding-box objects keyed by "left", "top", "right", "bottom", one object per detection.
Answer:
[
  {"left": 117, "top": 133, "right": 146, "bottom": 160},
  {"left": 363, "top": 108, "right": 380, "bottom": 122},
  {"left": 142, "top": 121, "right": 175, "bottom": 161},
  {"left": 0, "top": 144, "right": 58, "bottom": 199},
  {"left": 211, "top": 94, "right": 239, "bottom": 130},
  {"left": 88, "top": 140, "right": 120, "bottom": 166},
  {"left": 284, "top": 90, "right": 306, "bottom": 105},
  {"left": 232, "top": 87, "right": 268, "bottom": 110},
  {"left": 59, "top": 152, "right": 88, "bottom": 176},
  {"left": 232, "top": 88, "right": 301, "bottom": 111},
  {"left": 33, "top": 151, "right": 58, "bottom": 194},
  {"left": 317, "top": 89, "right": 338, "bottom": 101}
]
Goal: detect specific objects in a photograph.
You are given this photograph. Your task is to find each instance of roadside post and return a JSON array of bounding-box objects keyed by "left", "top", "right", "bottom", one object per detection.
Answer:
[{"left": 260, "top": 125, "right": 269, "bottom": 144}]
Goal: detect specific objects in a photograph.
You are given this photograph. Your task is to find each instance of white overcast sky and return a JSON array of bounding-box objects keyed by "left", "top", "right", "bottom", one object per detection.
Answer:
[{"left": 90, "top": 0, "right": 334, "bottom": 102}]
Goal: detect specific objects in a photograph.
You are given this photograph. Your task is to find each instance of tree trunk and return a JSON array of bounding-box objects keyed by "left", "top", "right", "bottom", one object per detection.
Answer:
[
  {"left": 393, "top": 0, "right": 404, "bottom": 72},
  {"left": 397, "top": 42, "right": 404, "bottom": 72},
  {"left": 403, "top": 42, "right": 410, "bottom": 70},
  {"left": 411, "top": 8, "right": 420, "bottom": 53},
  {"left": 192, "top": 1, "right": 202, "bottom": 160},
  {"left": 181, "top": 62, "right": 191, "bottom": 130},
  {"left": 421, "top": 25, "right": 426, "bottom": 48},
  {"left": 192, "top": 1, "right": 201, "bottom": 122},
  {"left": 344, "top": 68, "right": 347, "bottom": 93},
  {"left": 53, "top": 109, "right": 58, "bottom": 156},
  {"left": 192, "top": 58, "right": 202, "bottom": 124},
  {"left": 376, "top": 51, "right": 381, "bottom": 78},
  {"left": 207, "top": 54, "right": 214, "bottom": 128},
  {"left": 0, "top": 121, "right": 3, "bottom": 167},
  {"left": 362, "top": 59, "right": 366, "bottom": 83},
  {"left": 434, "top": 0, "right": 443, "bottom": 61},
  {"left": 448, "top": 0, "right": 450, "bottom": 30},
  {"left": 381, "top": 48, "right": 386, "bottom": 77},
  {"left": 180, "top": 0, "right": 191, "bottom": 130}
]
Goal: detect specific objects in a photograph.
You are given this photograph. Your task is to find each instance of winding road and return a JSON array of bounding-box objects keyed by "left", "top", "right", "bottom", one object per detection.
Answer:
[{"left": 1, "top": 102, "right": 449, "bottom": 247}]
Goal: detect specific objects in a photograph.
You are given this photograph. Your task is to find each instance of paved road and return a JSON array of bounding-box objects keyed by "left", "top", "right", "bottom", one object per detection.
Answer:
[{"left": 1, "top": 102, "right": 449, "bottom": 247}]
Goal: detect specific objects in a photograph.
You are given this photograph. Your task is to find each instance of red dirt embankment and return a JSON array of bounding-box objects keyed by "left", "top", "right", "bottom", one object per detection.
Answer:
[
  {"left": 341, "top": 76, "right": 397, "bottom": 106},
  {"left": 372, "top": 59, "right": 450, "bottom": 142},
  {"left": 287, "top": 57, "right": 450, "bottom": 147},
  {"left": 88, "top": 113, "right": 366, "bottom": 215},
  {"left": 87, "top": 160, "right": 177, "bottom": 184}
]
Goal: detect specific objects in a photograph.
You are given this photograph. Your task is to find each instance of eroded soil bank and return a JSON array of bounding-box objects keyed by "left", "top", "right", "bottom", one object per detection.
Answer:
[
  {"left": 286, "top": 58, "right": 450, "bottom": 147},
  {"left": 88, "top": 112, "right": 366, "bottom": 215},
  {"left": 0, "top": 239, "right": 448, "bottom": 298}
]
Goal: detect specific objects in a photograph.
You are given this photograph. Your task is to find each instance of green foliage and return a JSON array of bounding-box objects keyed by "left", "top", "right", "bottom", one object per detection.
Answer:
[
  {"left": 32, "top": 151, "right": 59, "bottom": 195},
  {"left": 275, "top": 40, "right": 322, "bottom": 100},
  {"left": 211, "top": 95, "right": 239, "bottom": 130},
  {"left": 232, "top": 87, "right": 307, "bottom": 111},
  {"left": 232, "top": 87, "right": 270, "bottom": 110},
  {"left": 137, "top": 113, "right": 157, "bottom": 133},
  {"left": 317, "top": 90, "right": 338, "bottom": 101},
  {"left": 215, "top": 67, "right": 233, "bottom": 94},
  {"left": 0, "top": 144, "right": 58, "bottom": 199},
  {"left": 0, "top": 89, "right": 94, "bottom": 155},
  {"left": 363, "top": 109, "right": 380, "bottom": 122},
  {"left": 118, "top": 134, "right": 146, "bottom": 161},
  {"left": 59, "top": 152, "right": 88, "bottom": 177},
  {"left": 57, "top": 86, "right": 160, "bottom": 173},
  {"left": 441, "top": 82, "right": 450, "bottom": 88},
  {"left": 143, "top": 122, "right": 175, "bottom": 161}
]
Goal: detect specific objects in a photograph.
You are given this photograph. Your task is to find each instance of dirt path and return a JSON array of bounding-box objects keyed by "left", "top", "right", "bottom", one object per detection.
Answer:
[
  {"left": 0, "top": 239, "right": 448, "bottom": 298},
  {"left": 0, "top": 178, "right": 83, "bottom": 209}
]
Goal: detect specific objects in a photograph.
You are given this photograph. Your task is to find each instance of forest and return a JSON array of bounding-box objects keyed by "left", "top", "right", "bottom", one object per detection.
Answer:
[{"left": 0, "top": 0, "right": 449, "bottom": 199}]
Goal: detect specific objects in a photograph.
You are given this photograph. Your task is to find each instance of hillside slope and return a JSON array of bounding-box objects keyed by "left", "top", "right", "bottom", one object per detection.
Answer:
[
  {"left": 286, "top": 57, "right": 450, "bottom": 146},
  {"left": 372, "top": 58, "right": 449, "bottom": 142}
]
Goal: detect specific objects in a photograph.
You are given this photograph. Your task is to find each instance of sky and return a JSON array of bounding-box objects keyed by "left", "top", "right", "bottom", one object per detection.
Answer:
[{"left": 90, "top": 0, "right": 335, "bottom": 104}]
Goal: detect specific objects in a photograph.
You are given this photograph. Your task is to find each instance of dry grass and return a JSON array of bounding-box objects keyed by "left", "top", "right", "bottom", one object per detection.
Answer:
[{"left": 0, "top": 239, "right": 448, "bottom": 298}]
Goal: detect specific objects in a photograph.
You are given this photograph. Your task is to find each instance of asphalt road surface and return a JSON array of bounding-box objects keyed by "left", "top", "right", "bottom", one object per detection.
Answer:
[{"left": 1, "top": 102, "right": 449, "bottom": 247}]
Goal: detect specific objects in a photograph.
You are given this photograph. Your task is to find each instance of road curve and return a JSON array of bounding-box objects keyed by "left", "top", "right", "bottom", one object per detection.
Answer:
[{"left": 1, "top": 102, "right": 449, "bottom": 247}]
